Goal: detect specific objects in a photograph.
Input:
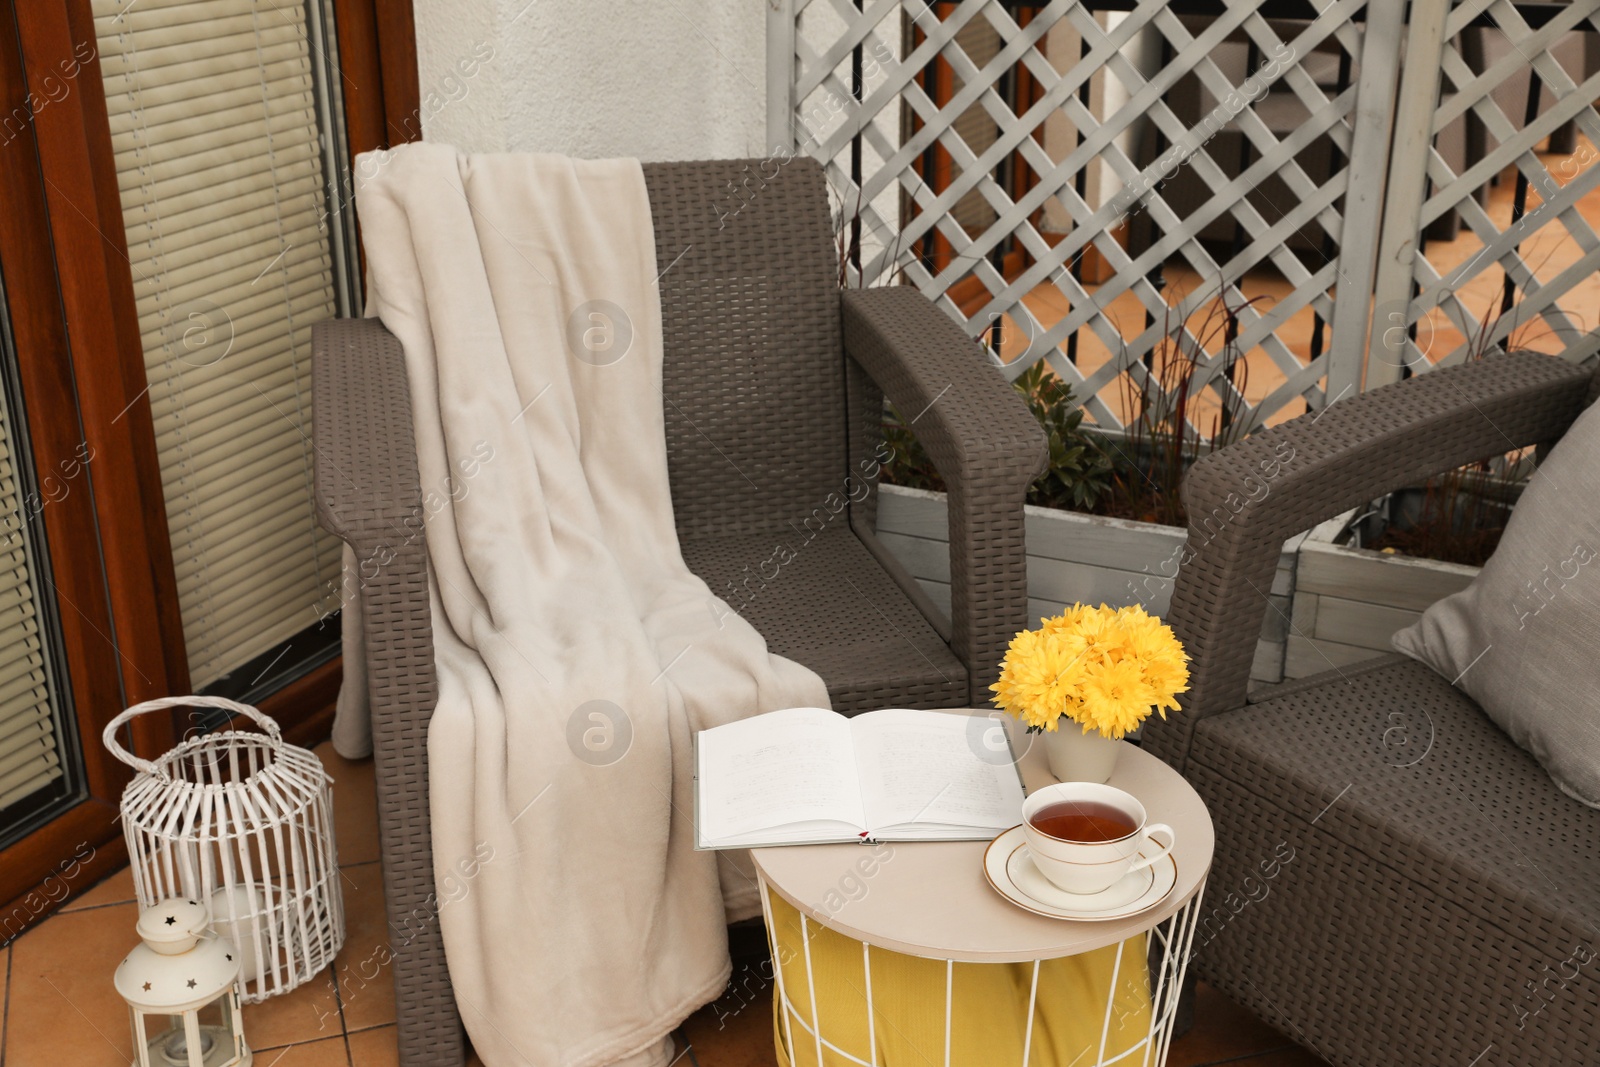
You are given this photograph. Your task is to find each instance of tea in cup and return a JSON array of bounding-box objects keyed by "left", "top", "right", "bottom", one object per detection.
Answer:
[{"left": 1021, "top": 782, "right": 1175, "bottom": 895}]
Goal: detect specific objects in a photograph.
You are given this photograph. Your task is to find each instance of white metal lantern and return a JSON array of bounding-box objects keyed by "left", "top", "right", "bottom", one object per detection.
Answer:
[
  {"left": 105, "top": 697, "right": 345, "bottom": 1002},
  {"left": 115, "top": 898, "right": 252, "bottom": 1067}
]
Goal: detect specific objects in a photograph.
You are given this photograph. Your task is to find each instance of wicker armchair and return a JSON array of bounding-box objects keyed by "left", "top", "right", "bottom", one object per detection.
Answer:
[
  {"left": 1142, "top": 350, "right": 1600, "bottom": 1066},
  {"left": 310, "top": 157, "right": 1046, "bottom": 1066}
]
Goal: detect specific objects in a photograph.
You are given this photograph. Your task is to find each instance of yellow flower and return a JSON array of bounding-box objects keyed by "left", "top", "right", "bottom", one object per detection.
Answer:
[
  {"left": 1078, "top": 657, "right": 1155, "bottom": 739},
  {"left": 1045, "top": 603, "right": 1118, "bottom": 656},
  {"left": 991, "top": 628, "right": 1088, "bottom": 732},
  {"left": 1143, "top": 653, "right": 1190, "bottom": 716},
  {"left": 1119, "top": 620, "right": 1190, "bottom": 715},
  {"left": 989, "top": 602, "right": 1189, "bottom": 738}
]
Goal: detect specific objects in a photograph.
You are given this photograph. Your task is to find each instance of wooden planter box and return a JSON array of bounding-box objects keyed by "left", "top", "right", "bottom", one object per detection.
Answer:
[
  {"left": 1285, "top": 509, "right": 1479, "bottom": 679},
  {"left": 876, "top": 484, "right": 1300, "bottom": 689}
]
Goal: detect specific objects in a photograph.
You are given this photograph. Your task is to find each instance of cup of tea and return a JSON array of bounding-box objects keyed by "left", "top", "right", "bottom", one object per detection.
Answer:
[{"left": 1021, "top": 782, "right": 1175, "bottom": 895}]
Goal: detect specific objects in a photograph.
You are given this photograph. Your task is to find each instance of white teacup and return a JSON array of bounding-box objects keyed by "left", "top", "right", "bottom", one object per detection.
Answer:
[{"left": 1021, "top": 782, "right": 1176, "bottom": 895}]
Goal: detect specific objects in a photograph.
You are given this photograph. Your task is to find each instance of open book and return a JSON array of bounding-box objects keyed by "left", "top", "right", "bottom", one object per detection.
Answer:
[{"left": 694, "top": 707, "right": 1026, "bottom": 848}]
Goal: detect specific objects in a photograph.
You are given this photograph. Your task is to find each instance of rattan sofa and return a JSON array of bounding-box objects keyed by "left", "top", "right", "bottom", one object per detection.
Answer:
[
  {"left": 310, "top": 156, "right": 1046, "bottom": 1066},
  {"left": 1142, "top": 350, "right": 1600, "bottom": 1066}
]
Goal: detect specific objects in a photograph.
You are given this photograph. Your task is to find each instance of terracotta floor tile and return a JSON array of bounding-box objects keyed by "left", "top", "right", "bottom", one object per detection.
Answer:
[
  {"left": 681, "top": 982, "right": 779, "bottom": 1067},
  {"left": 249, "top": 1034, "right": 350, "bottom": 1065},
  {"left": 5, "top": 902, "right": 140, "bottom": 1066},
  {"left": 243, "top": 967, "right": 343, "bottom": 1050},
  {"left": 61, "top": 864, "right": 137, "bottom": 913},
  {"left": 347, "top": 1023, "right": 398, "bottom": 1066},
  {"left": 6, "top": 843, "right": 1326, "bottom": 1067},
  {"left": 318, "top": 740, "right": 380, "bottom": 866},
  {"left": 332, "top": 860, "right": 395, "bottom": 1032},
  {"left": 1166, "top": 981, "right": 1295, "bottom": 1067}
]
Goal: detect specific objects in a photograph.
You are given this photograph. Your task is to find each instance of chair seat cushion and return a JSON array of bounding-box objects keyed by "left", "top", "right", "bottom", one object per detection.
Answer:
[
  {"left": 681, "top": 526, "right": 967, "bottom": 713},
  {"left": 1191, "top": 655, "right": 1600, "bottom": 949}
]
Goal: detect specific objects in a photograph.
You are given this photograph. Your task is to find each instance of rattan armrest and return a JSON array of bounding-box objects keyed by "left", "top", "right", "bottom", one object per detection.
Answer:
[
  {"left": 312, "top": 319, "right": 426, "bottom": 553},
  {"left": 841, "top": 287, "right": 1048, "bottom": 704},
  {"left": 1142, "top": 350, "right": 1594, "bottom": 774},
  {"left": 310, "top": 318, "right": 464, "bottom": 1067}
]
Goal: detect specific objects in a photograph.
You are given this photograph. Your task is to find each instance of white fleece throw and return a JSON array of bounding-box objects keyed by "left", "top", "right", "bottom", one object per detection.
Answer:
[{"left": 337, "top": 143, "right": 829, "bottom": 1066}]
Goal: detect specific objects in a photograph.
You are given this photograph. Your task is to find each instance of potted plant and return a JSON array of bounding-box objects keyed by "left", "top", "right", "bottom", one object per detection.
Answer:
[
  {"left": 877, "top": 291, "right": 1301, "bottom": 688},
  {"left": 1289, "top": 461, "right": 1517, "bottom": 675},
  {"left": 1287, "top": 304, "right": 1540, "bottom": 675},
  {"left": 990, "top": 603, "right": 1190, "bottom": 782}
]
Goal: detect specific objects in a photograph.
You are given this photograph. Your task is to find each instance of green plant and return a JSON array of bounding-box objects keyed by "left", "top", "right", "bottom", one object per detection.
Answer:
[
  {"left": 880, "top": 363, "right": 1114, "bottom": 511},
  {"left": 1362, "top": 284, "right": 1543, "bottom": 567},
  {"left": 1014, "top": 361, "right": 1116, "bottom": 511},
  {"left": 879, "top": 404, "right": 944, "bottom": 492},
  {"left": 1362, "top": 466, "right": 1518, "bottom": 567},
  {"left": 1104, "top": 289, "right": 1258, "bottom": 527},
  {"left": 881, "top": 282, "right": 1270, "bottom": 525}
]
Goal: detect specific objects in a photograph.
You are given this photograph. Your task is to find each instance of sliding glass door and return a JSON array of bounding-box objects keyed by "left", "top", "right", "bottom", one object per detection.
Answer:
[
  {"left": 0, "top": 285, "right": 80, "bottom": 849},
  {"left": 0, "top": 0, "right": 420, "bottom": 939}
]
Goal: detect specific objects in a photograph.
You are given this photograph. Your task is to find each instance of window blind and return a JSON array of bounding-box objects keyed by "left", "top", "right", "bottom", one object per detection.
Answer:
[
  {"left": 0, "top": 374, "right": 67, "bottom": 811},
  {"left": 93, "top": 0, "right": 348, "bottom": 687}
]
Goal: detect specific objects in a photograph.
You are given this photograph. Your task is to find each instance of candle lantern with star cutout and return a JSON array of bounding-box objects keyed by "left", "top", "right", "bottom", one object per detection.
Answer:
[{"left": 116, "top": 898, "right": 252, "bottom": 1067}]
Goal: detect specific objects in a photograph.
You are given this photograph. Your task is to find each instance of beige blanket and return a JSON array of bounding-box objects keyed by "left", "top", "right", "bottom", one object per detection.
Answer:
[{"left": 336, "top": 143, "right": 829, "bottom": 1066}]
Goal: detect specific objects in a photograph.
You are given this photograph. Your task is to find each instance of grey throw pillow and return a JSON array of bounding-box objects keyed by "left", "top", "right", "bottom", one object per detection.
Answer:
[{"left": 1391, "top": 399, "right": 1600, "bottom": 807}]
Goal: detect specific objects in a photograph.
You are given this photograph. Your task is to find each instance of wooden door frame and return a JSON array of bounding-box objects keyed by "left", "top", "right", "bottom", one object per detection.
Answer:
[
  {"left": 0, "top": 0, "right": 158, "bottom": 930},
  {"left": 335, "top": 0, "right": 423, "bottom": 154},
  {"left": 17, "top": 1, "right": 190, "bottom": 747},
  {"left": 0, "top": 0, "right": 419, "bottom": 943}
]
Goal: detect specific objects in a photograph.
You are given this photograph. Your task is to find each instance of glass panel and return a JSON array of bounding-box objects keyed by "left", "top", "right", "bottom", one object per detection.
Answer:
[
  {"left": 142, "top": 1013, "right": 190, "bottom": 1067},
  {"left": 192, "top": 1000, "right": 227, "bottom": 1066},
  {"left": 0, "top": 251, "right": 81, "bottom": 849}
]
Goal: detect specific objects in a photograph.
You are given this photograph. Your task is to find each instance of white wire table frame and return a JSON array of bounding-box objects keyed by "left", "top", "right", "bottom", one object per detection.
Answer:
[
  {"left": 749, "top": 717, "right": 1215, "bottom": 1067},
  {"left": 757, "top": 873, "right": 1208, "bottom": 1067}
]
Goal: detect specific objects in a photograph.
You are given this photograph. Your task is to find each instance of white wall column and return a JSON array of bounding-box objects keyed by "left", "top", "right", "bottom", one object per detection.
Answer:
[{"left": 411, "top": 0, "right": 767, "bottom": 160}]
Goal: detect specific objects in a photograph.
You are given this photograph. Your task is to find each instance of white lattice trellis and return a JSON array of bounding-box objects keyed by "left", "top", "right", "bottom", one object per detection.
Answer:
[
  {"left": 1370, "top": 0, "right": 1600, "bottom": 381},
  {"left": 770, "top": 0, "right": 1600, "bottom": 430},
  {"left": 772, "top": 0, "right": 1409, "bottom": 431}
]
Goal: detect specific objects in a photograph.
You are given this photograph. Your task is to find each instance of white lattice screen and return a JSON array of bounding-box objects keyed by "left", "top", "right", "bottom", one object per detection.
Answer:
[
  {"left": 769, "top": 0, "right": 1600, "bottom": 432},
  {"left": 1370, "top": 0, "right": 1600, "bottom": 381}
]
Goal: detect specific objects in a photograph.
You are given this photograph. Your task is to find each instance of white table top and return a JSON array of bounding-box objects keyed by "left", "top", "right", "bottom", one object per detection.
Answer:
[{"left": 751, "top": 712, "right": 1215, "bottom": 963}]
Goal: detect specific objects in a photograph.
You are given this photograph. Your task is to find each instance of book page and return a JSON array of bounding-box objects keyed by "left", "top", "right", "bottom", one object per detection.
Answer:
[
  {"left": 851, "top": 709, "right": 1025, "bottom": 833},
  {"left": 696, "top": 707, "right": 866, "bottom": 845}
]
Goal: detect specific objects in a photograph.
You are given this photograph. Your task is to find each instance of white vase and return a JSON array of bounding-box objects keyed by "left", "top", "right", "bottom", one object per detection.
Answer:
[{"left": 1043, "top": 726, "right": 1121, "bottom": 783}]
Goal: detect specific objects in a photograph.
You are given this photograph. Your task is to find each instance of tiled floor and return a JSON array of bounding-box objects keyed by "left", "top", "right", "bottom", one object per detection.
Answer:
[{"left": 0, "top": 742, "right": 1328, "bottom": 1067}]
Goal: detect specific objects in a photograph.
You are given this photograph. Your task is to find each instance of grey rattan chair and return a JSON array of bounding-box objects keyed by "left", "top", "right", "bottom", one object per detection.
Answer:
[
  {"left": 1142, "top": 350, "right": 1600, "bottom": 1066},
  {"left": 311, "top": 157, "right": 1046, "bottom": 1066}
]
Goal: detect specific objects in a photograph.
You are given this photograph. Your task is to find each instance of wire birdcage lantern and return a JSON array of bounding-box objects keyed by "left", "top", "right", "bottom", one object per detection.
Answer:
[{"left": 105, "top": 696, "right": 345, "bottom": 1003}]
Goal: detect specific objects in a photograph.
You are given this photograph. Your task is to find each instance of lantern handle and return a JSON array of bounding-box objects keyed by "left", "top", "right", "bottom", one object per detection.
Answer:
[{"left": 102, "top": 696, "right": 284, "bottom": 778}]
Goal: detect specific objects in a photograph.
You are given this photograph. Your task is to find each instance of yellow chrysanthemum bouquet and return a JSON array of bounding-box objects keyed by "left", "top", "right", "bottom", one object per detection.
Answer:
[{"left": 990, "top": 604, "right": 1190, "bottom": 739}]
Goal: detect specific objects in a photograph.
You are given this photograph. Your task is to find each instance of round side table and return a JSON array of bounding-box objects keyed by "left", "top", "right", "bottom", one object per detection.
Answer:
[{"left": 751, "top": 712, "right": 1214, "bottom": 1067}]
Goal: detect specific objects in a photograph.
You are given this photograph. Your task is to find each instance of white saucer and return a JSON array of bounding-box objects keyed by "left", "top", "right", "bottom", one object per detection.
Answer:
[{"left": 982, "top": 824, "right": 1178, "bottom": 921}]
